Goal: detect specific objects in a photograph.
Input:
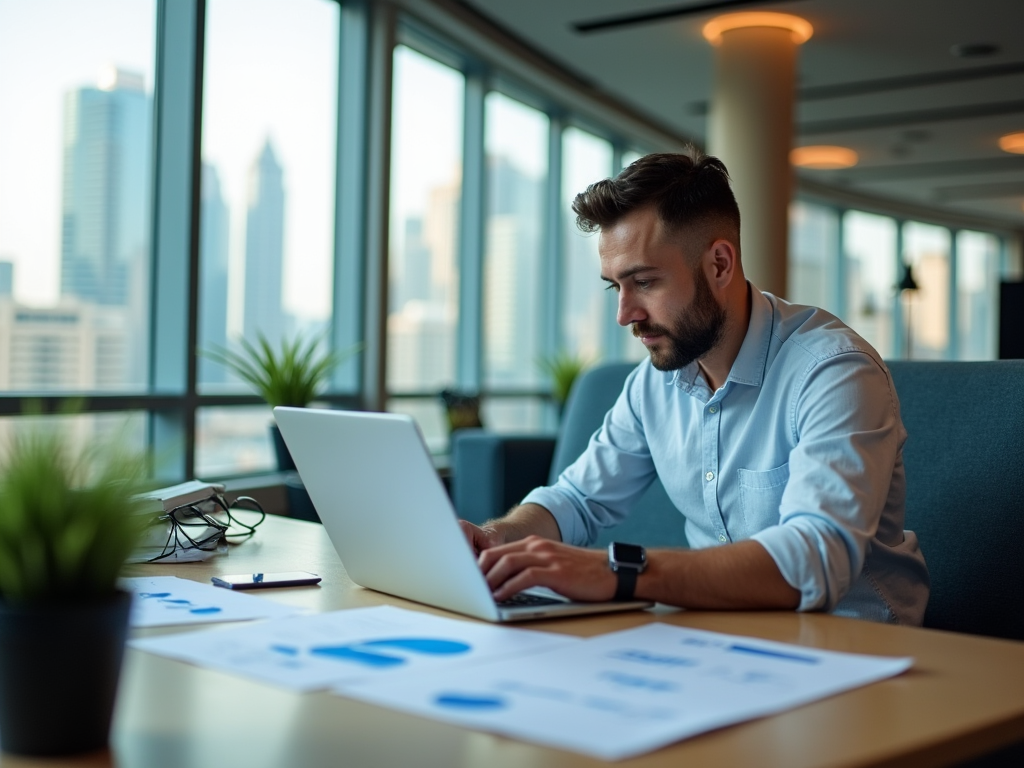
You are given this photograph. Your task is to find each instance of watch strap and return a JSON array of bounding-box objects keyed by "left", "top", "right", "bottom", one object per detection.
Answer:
[{"left": 613, "top": 566, "right": 639, "bottom": 601}]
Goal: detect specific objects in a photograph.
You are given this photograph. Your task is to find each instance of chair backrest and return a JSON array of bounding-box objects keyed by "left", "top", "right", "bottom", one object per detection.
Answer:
[
  {"left": 551, "top": 362, "right": 688, "bottom": 548},
  {"left": 887, "top": 360, "right": 1024, "bottom": 640}
]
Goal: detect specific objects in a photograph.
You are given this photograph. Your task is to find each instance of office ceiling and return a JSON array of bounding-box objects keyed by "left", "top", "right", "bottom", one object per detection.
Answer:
[{"left": 458, "top": 0, "right": 1024, "bottom": 229}]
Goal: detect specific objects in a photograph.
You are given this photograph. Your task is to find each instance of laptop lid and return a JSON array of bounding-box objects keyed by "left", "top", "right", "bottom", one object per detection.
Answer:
[{"left": 273, "top": 407, "right": 651, "bottom": 622}]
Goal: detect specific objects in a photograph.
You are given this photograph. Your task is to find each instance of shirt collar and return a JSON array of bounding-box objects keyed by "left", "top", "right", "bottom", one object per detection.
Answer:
[
  {"left": 726, "top": 284, "right": 773, "bottom": 388},
  {"left": 669, "top": 283, "right": 773, "bottom": 391}
]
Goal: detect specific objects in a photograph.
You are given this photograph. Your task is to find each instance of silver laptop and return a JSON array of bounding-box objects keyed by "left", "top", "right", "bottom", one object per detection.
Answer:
[{"left": 273, "top": 407, "right": 653, "bottom": 622}]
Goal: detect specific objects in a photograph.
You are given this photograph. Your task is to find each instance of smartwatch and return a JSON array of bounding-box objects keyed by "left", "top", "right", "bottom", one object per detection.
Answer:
[{"left": 608, "top": 542, "right": 647, "bottom": 601}]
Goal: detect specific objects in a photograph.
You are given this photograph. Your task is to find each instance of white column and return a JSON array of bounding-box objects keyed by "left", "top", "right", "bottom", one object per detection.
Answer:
[{"left": 707, "top": 25, "right": 803, "bottom": 298}]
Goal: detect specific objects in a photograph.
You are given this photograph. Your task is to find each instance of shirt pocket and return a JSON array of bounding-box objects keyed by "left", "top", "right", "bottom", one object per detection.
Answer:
[{"left": 737, "top": 463, "right": 790, "bottom": 536}]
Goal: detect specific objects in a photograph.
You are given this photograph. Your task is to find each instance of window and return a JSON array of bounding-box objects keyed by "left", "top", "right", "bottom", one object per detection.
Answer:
[
  {"left": 620, "top": 148, "right": 644, "bottom": 170},
  {"left": 194, "top": 0, "right": 340, "bottom": 477},
  {"left": 903, "top": 221, "right": 951, "bottom": 360},
  {"left": 4, "top": 3, "right": 1012, "bottom": 486},
  {"left": 788, "top": 201, "right": 839, "bottom": 313},
  {"left": 387, "top": 46, "right": 465, "bottom": 395},
  {"left": 482, "top": 91, "right": 548, "bottom": 390},
  {"left": 956, "top": 230, "right": 999, "bottom": 360},
  {"left": 0, "top": 0, "right": 157, "bottom": 394},
  {"left": 0, "top": 411, "right": 147, "bottom": 466},
  {"left": 843, "top": 211, "right": 897, "bottom": 358},
  {"left": 561, "top": 127, "right": 613, "bottom": 361}
]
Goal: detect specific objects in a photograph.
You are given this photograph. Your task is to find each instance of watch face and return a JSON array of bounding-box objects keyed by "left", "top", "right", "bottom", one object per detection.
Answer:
[{"left": 611, "top": 542, "right": 646, "bottom": 567}]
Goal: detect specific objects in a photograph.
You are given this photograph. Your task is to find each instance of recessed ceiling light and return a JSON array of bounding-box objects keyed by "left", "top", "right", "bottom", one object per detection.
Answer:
[
  {"left": 950, "top": 43, "right": 999, "bottom": 58},
  {"left": 999, "top": 132, "right": 1024, "bottom": 154},
  {"left": 790, "top": 146, "right": 858, "bottom": 169},
  {"left": 702, "top": 12, "right": 813, "bottom": 46}
]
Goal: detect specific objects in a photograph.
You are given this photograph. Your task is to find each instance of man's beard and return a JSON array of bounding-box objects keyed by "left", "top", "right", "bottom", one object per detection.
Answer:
[{"left": 633, "top": 266, "right": 726, "bottom": 372}]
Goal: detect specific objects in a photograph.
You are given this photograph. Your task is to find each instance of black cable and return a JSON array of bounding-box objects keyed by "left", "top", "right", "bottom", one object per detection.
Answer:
[{"left": 143, "top": 491, "right": 265, "bottom": 562}]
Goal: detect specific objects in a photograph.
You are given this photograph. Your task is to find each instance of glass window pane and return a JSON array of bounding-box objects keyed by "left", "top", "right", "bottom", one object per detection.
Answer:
[
  {"left": 562, "top": 127, "right": 613, "bottom": 360},
  {"left": 843, "top": 211, "right": 897, "bottom": 358},
  {"left": 483, "top": 92, "right": 548, "bottom": 389},
  {"left": 0, "top": 0, "right": 156, "bottom": 393},
  {"left": 198, "top": 0, "right": 339, "bottom": 390},
  {"left": 956, "top": 231, "right": 999, "bottom": 360},
  {"left": 903, "top": 221, "right": 951, "bottom": 360},
  {"left": 0, "top": 411, "right": 147, "bottom": 466},
  {"left": 480, "top": 397, "right": 555, "bottom": 434},
  {"left": 788, "top": 201, "right": 838, "bottom": 312},
  {"left": 388, "top": 46, "right": 464, "bottom": 394},
  {"left": 387, "top": 397, "right": 449, "bottom": 455},
  {"left": 195, "top": 406, "right": 276, "bottom": 478},
  {"left": 620, "top": 148, "right": 644, "bottom": 171}
]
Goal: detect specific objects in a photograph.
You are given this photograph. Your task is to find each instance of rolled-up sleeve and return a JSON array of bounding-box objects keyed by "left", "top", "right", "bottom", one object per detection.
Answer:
[
  {"left": 752, "top": 351, "right": 901, "bottom": 611},
  {"left": 522, "top": 367, "right": 659, "bottom": 546}
]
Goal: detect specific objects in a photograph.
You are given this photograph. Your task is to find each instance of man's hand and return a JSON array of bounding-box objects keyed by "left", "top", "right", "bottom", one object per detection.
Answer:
[
  {"left": 458, "top": 503, "right": 563, "bottom": 557},
  {"left": 458, "top": 520, "right": 506, "bottom": 555},
  {"left": 477, "top": 536, "right": 616, "bottom": 603}
]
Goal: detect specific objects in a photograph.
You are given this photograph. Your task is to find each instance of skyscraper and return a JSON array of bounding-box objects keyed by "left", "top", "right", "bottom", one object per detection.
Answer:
[
  {"left": 243, "top": 139, "right": 285, "bottom": 347},
  {"left": 60, "top": 67, "right": 150, "bottom": 308},
  {"left": 198, "top": 163, "right": 230, "bottom": 383},
  {"left": 484, "top": 155, "right": 543, "bottom": 385}
]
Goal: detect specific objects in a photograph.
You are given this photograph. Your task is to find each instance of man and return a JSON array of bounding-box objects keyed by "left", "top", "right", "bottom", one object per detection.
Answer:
[{"left": 460, "top": 149, "right": 929, "bottom": 624}]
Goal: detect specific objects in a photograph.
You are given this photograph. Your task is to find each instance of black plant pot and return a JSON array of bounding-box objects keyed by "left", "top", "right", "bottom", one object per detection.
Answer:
[
  {"left": 0, "top": 590, "right": 131, "bottom": 756},
  {"left": 269, "top": 423, "right": 296, "bottom": 471},
  {"left": 269, "top": 423, "right": 320, "bottom": 522}
]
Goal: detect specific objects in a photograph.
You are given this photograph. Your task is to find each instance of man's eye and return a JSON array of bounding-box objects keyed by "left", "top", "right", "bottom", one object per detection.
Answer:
[
  {"left": 604, "top": 283, "right": 620, "bottom": 292},
  {"left": 635, "top": 279, "right": 652, "bottom": 289}
]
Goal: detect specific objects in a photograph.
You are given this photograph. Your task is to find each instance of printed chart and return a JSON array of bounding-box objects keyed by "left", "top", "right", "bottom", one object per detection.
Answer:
[
  {"left": 131, "top": 605, "right": 579, "bottom": 692},
  {"left": 122, "top": 576, "right": 302, "bottom": 628},
  {"left": 336, "top": 622, "right": 913, "bottom": 760}
]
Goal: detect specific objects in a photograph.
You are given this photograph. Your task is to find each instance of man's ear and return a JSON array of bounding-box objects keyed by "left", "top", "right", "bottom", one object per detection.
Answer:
[{"left": 706, "top": 238, "right": 739, "bottom": 287}]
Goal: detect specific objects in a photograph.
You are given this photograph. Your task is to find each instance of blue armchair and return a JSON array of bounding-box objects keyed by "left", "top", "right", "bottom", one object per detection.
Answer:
[
  {"left": 451, "top": 362, "right": 687, "bottom": 549},
  {"left": 451, "top": 359, "right": 1024, "bottom": 640}
]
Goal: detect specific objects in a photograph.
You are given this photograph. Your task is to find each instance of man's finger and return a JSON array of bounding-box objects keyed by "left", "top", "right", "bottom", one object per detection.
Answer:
[{"left": 491, "top": 566, "right": 550, "bottom": 602}]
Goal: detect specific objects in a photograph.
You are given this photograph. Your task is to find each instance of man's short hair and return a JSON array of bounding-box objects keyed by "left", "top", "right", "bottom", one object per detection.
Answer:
[{"left": 572, "top": 149, "right": 740, "bottom": 246}]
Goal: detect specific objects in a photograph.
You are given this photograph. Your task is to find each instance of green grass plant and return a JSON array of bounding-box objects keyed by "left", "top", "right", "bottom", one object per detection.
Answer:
[
  {"left": 538, "top": 351, "right": 593, "bottom": 408},
  {"left": 0, "top": 423, "right": 150, "bottom": 604},
  {"left": 202, "top": 332, "right": 358, "bottom": 408}
]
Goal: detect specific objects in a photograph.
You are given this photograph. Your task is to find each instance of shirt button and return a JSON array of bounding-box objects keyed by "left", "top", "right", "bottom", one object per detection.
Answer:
[
  {"left": 708, "top": 406, "right": 717, "bottom": 414},
  {"left": 718, "top": 534, "right": 727, "bottom": 542},
  {"left": 705, "top": 471, "right": 714, "bottom": 481}
]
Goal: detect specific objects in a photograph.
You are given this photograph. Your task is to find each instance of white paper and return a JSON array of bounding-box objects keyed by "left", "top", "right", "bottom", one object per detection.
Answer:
[
  {"left": 336, "top": 622, "right": 913, "bottom": 761},
  {"left": 122, "top": 576, "right": 302, "bottom": 628},
  {"left": 130, "top": 605, "right": 580, "bottom": 692}
]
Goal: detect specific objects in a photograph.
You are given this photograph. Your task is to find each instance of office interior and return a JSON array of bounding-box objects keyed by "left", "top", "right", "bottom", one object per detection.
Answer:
[{"left": 1, "top": 0, "right": 1023, "bottom": 504}]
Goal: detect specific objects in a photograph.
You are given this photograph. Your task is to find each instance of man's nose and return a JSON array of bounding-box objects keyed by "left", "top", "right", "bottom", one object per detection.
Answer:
[{"left": 616, "top": 292, "right": 645, "bottom": 327}]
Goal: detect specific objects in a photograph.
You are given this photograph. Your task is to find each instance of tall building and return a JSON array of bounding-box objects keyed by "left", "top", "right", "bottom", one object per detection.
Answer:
[
  {"left": 388, "top": 173, "right": 460, "bottom": 390},
  {"left": 242, "top": 139, "right": 286, "bottom": 347},
  {"left": 0, "top": 300, "right": 128, "bottom": 392},
  {"left": 390, "top": 216, "right": 432, "bottom": 312},
  {"left": 484, "top": 156, "right": 543, "bottom": 385},
  {"left": 60, "top": 67, "right": 150, "bottom": 308},
  {"left": 198, "top": 163, "right": 230, "bottom": 383}
]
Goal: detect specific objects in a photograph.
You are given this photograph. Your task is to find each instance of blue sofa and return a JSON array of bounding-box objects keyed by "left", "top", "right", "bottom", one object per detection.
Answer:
[{"left": 451, "top": 359, "right": 1024, "bottom": 641}]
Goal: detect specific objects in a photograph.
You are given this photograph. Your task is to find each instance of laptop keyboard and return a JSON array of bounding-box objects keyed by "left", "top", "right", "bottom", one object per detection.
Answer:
[{"left": 497, "top": 592, "right": 564, "bottom": 608}]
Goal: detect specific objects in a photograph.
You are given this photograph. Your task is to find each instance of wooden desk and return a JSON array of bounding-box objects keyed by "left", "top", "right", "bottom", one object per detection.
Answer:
[{"left": 4, "top": 514, "right": 1022, "bottom": 768}]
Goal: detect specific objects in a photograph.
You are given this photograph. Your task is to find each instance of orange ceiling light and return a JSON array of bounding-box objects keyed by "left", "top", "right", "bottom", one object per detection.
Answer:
[
  {"left": 702, "top": 12, "right": 814, "bottom": 46},
  {"left": 998, "top": 132, "right": 1024, "bottom": 154},
  {"left": 790, "top": 145, "right": 859, "bottom": 169}
]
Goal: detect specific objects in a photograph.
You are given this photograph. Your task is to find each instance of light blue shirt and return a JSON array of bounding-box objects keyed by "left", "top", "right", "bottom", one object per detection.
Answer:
[{"left": 524, "top": 287, "right": 929, "bottom": 624}]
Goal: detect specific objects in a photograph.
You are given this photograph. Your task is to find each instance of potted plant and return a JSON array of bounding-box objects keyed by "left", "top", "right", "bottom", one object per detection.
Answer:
[
  {"left": 202, "top": 331, "right": 358, "bottom": 472},
  {"left": 0, "top": 420, "right": 149, "bottom": 756},
  {"left": 538, "top": 351, "right": 593, "bottom": 418}
]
